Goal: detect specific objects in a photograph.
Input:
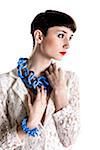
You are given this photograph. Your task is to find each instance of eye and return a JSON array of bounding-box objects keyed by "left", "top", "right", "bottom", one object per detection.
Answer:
[
  {"left": 69, "top": 37, "right": 72, "bottom": 41},
  {"left": 57, "top": 33, "right": 64, "bottom": 38},
  {"left": 69, "top": 35, "right": 73, "bottom": 41}
]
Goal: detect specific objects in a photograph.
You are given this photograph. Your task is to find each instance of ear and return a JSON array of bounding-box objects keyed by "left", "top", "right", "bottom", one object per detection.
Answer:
[{"left": 34, "top": 30, "right": 44, "bottom": 44}]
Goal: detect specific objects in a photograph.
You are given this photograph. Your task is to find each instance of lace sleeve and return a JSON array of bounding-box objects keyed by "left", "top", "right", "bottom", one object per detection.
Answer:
[
  {"left": 53, "top": 72, "right": 80, "bottom": 148},
  {"left": 0, "top": 81, "right": 22, "bottom": 149}
]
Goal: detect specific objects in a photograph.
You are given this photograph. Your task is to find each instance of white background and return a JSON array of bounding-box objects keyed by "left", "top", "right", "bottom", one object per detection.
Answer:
[{"left": 0, "top": 0, "right": 100, "bottom": 149}]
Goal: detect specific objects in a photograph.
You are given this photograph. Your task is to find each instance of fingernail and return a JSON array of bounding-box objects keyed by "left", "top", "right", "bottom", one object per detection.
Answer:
[
  {"left": 41, "top": 85, "right": 44, "bottom": 89},
  {"left": 45, "top": 90, "right": 47, "bottom": 94}
]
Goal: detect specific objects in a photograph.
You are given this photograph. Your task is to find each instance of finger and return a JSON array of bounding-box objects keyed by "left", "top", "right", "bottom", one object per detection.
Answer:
[
  {"left": 41, "top": 86, "right": 47, "bottom": 106},
  {"left": 58, "top": 67, "right": 61, "bottom": 71},
  {"left": 41, "top": 86, "right": 47, "bottom": 97},
  {"left": 41, "top": 86, "right": 47, "bottom": 99},
  {"left": 45, "top": 70, "right": 50, "bottom": 76},
  {"left": 52, "top": 63, "right": 58, "bottom": 75},
  {"left": 44, "top": 89, "right": 47, "bottom": 98},
  {"left": 58, "top": 67, "right": 63, "bottom": 73},
  {"left": 41, "top": 85, "right": 44, "bottom": 94},
  {"left": 27, "top": 94, "right": 32, "bottom": 109},
  {"left": 36, "top": 86, "right": 41, "bottom": 97},
  {"left": 52, "top": 63, "right": 57, "bottom": 71},
  {"left": 44, "top": 89, "right": 47, "bottom": 95},
  {"left": 28, "top": 89, "right": 34, "bottom": 100},
  {"left": 58, "top": 68, "right": 64, "bottom": 78},
  {"left": 48, "top": 64, "right": 53, "bottom": 73}
]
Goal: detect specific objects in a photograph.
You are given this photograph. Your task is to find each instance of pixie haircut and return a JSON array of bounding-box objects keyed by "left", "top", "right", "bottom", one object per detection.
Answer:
[{"left": 31, "top": 10, "right": 77, "bottom": 46}]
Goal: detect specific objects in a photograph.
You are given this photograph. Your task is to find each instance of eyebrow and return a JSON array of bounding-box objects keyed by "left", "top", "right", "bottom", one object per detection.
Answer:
[{"left": 58, "top": 30, "right": 74, "bottom": 37}]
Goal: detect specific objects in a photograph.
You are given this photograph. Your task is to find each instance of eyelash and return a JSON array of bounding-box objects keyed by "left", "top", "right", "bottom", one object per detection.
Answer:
[
  {"left": 69, "top": 36, "right": 72, "bottom": 40},
  {"left": 58, "top": 33, "right": 64, "bottom": 38},
  {"left": 57, "top": 33, "right": 73, "bottom": 41}
]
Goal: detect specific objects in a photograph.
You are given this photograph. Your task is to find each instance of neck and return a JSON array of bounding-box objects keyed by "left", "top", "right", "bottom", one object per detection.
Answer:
[{"left": 28, "top": 48, "right": 52, "bottom": 77}]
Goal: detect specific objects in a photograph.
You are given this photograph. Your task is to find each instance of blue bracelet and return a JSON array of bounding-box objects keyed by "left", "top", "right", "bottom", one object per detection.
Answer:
[{"left": 21, "top": 117, "right": 40, "bottom": 137}]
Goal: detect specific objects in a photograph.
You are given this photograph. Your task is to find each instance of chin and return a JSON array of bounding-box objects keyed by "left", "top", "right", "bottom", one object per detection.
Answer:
[
  {"left": 55, "top": 56, "right": 64, "bottom": 61},
  {"left": 51, "top": 55, "right": 64, "bottom": 61}
]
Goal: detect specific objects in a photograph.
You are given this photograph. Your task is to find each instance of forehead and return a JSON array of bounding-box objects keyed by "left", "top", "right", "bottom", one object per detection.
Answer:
[{"left": 47, "top": 26, "right": 73, "bottom": 35}]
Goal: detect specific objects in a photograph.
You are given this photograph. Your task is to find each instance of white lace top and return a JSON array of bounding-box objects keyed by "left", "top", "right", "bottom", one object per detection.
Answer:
[{"left": 0, "top": 68, "right": 80, "bottom": 150}]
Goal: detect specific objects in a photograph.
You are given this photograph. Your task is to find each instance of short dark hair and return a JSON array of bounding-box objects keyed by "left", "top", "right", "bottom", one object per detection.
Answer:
[{"left": 31, "top": 10, "right": 77, "bottom": 46}]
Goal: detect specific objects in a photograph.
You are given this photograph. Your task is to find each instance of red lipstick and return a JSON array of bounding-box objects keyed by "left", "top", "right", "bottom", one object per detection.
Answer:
[{"left": 59, "top": 52, "right": 66, "bottom": 55}]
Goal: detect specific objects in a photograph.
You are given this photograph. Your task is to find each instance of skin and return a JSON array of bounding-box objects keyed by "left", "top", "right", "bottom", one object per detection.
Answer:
[{"left": 17, "top": 26, "right": 74, "bottom": 139}]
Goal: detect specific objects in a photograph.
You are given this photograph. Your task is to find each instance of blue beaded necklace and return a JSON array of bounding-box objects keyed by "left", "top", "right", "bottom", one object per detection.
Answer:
[{"left": 17, "top": 58, "right": 52, "bottom": 95}]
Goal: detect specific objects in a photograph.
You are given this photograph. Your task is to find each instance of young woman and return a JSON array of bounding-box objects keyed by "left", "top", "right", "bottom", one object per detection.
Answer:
[{"left": 0, "top": 10, "right": 80, "bottom": 150}]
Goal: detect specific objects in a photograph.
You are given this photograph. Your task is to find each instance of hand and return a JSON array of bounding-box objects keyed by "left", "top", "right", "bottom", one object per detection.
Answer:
[
  {"left": 45, "top": 63, "right": 67, "bottom": 91},
  {"left": 26, "top": 86, "right": 47, "bottom": 128},
  {"left": 45, "top": 63, "right": 68, "bottom": 111}
]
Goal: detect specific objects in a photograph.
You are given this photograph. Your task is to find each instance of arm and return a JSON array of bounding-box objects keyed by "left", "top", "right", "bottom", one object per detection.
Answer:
[
  {"left": 52, "top": 72, "right": 80, "bottom": 148},
  {"left": 0, "top": 80, "right": 47, "bottom": 149}
]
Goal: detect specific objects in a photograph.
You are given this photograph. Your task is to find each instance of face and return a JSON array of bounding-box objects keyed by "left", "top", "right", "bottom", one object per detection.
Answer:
[{"left": 40, "top": 26, "right": 74, "bottom": 61}]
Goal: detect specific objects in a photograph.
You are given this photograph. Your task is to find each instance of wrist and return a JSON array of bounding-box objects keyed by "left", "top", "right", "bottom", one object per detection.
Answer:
[
  {"left": 27, "top": 117, "right": 39, "bottom": 129},
  {"left": 21, "top": 117, "right": 40, "bottom": 137},
  {"left": 27, "top": 121, "right": 38, "bottom": 129},
  {"left": 53, "top": 88, "right": 68, "bottom": 112},
  {"left": 54, "top": 88, "right": 66, "bottom": 95}
]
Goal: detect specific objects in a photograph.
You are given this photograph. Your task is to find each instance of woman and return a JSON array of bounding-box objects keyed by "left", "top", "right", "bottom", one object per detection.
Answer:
[{"left": 0, "top": 10, "right": 80, "bottom": 150}]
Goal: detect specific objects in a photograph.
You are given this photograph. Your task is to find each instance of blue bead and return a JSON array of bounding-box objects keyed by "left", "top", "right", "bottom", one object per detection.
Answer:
[
  {"left": 17, "top": 57, "right": 52, "bottom": 95},
  {"left": 21, "top": 117, "right": 40, "bottom": 137}
]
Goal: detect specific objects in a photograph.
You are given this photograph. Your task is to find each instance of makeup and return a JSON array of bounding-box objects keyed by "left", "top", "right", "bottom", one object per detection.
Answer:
[{"left": 59, "top": 52, "right": 66, "bottom": 55}]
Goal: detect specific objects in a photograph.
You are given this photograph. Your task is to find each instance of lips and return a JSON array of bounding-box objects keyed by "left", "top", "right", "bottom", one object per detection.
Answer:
[{"left": 59, "top": 52, "right": 66, "bottom": 55}]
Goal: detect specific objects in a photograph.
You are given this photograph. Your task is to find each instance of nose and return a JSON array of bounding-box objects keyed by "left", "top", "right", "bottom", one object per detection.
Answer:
[
  {"left": 63, "top": 37, "right": 70, "bottom": 49},
  {"left": 63, "top": 41, "right": 70, "bottom": 49}
]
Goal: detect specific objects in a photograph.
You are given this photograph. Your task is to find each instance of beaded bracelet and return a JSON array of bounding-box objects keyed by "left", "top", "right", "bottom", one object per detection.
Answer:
[{"left": 21, "top": 117, "right": 40, "bottom": 137}]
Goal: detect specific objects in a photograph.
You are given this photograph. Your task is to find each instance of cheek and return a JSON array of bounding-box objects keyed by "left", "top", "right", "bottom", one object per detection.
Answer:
[
  {"left": 44, "top": 40, "right": 56, "bottom": 53},
  {"left": 43, "top": 38, "right": 61, "bottom": 55},
  {"left": 47, "top": 39, "right": 60, "bottom": 51}
]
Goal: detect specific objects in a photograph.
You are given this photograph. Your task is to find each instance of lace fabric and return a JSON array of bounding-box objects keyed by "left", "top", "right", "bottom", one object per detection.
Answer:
[{"left": 0, "top": 69, "right": 80, "bottom": 150}]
